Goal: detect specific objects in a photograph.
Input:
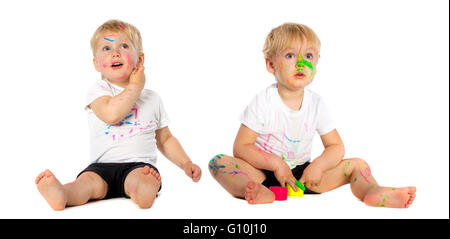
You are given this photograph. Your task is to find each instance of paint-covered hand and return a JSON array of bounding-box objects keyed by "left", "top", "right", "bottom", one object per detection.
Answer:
[
  {"left": 299, "top": 162, "right": 324, "bottom": 190},
  {"left": 183, "top": 162, "right": 202, "bottom": 183},
  {"left": 129, "top": 61, "right": 146, "bottom": 90},
  {"left": 273, "top": 158, "right": 298, "bottom": 192}
]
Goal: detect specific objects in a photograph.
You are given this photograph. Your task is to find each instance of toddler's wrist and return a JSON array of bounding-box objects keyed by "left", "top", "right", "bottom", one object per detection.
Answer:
[{"left": 180, "top": 160, "right": 191, "bottom": 170}]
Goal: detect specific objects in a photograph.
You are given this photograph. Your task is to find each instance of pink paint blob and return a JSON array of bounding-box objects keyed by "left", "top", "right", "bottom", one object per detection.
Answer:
[
  {"left": 132, "top": 107, "right": 138, "bottom": 119},
  {"left": 118, "top": 23, "right": 126, "bottom": 30},
  {"left": 263, "top": 134, "right": 273, "bottom": 153},
  {"left": 120, "top": 53, "right": 133, "bottom": 79},
  {"left": 101, "top": 34, "right": 116, "bottom": 39},
  {"left": 359, "top": 167, "right": 373, "bottom": 184},
  {"left": 256, "top": 147, "right": 270, "bottom": 161}
]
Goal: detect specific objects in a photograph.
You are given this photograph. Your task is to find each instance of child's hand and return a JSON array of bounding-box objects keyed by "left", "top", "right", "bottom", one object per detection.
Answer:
[
  {"left": 299, "top": 163, "right": 324, "bottom": 190},
  {"left": 273, "top": 158, "right": 298, "bottom": 192},
  {"left": 183, "top": 162, "right": 202, "bottom": 182},
  {"left": 128, "top": 61, "right": 145, "bottom": 90}
]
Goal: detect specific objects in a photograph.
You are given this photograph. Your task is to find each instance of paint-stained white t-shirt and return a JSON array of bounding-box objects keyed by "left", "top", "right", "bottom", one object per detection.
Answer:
[
  {"left": 85, "top": 79, "right": 170, "bottom": 165},
  {"left": 239, "top": 83, "right": 335, "bottom": 169}
]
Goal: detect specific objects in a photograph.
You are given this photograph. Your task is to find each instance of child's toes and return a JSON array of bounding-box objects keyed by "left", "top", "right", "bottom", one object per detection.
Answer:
[
  {"left": 149, "top": 168, "right": 161, "bottom": 180},
  {"left": 139, "top": 166, "right": 150, "bottom": 176}
]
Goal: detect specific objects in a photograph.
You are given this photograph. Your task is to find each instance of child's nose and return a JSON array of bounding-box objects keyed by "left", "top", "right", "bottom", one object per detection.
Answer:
[{"left": 112, "top": 49, "right": 121, "bottom": 58}]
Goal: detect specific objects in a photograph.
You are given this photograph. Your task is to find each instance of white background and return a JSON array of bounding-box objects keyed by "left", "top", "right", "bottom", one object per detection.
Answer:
[{"left": 0, "top": 0, "right": 448, "bottom": 219}]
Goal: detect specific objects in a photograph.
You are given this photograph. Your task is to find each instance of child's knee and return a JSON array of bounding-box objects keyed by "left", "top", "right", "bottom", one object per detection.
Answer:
[
  {"left": 78, "top": 171, "right": 108, "bottom": 199},
  {"left": 353, "top": 158, "right": 368, "bottom": 167},
  {"left": 208, "top": 154, "right": 230, "bottom": 176},
  {"left": 344, "top": 158, "right": 368, "bottom": 170}
]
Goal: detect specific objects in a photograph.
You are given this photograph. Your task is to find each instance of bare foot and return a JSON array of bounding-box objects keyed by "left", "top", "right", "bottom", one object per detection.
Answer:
[
  {"left": 35, "top": 170, "right": 67, "bottom": 210},
  {"left": 135, "top": 166, "right": 161, "bottom": 209},
  {"left": 245, "top": 181, "right": 275, "bottom": 204},
  {"left": 363, "top": 186, "right": 416, "bottom": 208}
]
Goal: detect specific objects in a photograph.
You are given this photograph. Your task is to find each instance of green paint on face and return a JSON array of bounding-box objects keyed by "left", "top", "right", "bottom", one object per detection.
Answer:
[
  {"left": 235, "top": 164, "right": 238, "bottom": 169},
  {"left": 296, "top": 53, "right": 314, "bottom": 72}
]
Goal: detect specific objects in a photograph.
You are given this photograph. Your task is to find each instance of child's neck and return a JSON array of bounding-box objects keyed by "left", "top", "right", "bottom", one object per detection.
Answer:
[
  {"left": 106, "top": 78, "right": 130, "bottom": 89},
  {"left": 277, "top": 83, "right": 305, "bottom": 111}
]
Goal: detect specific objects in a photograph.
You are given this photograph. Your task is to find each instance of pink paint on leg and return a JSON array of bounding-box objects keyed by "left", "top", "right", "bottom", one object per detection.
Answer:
[{"left": 359, "top": 167, "right": 373, "bottom": 184}]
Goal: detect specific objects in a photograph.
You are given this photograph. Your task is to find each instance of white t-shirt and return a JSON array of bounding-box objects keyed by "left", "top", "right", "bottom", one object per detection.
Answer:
[
  {"left": 85, "top": 79, "right": 170, "bottom": 165},
  {"left": 239, "top": 83, "right": 335, "bottom": 169}
]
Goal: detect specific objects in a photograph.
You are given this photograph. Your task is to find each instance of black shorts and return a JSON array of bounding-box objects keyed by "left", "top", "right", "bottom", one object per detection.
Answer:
[
  {"left": 77, "top": 162, "right": 161, "bottom": 199},
  {"left": 261, "top": 162, "right": 320, "bottom": 194}
]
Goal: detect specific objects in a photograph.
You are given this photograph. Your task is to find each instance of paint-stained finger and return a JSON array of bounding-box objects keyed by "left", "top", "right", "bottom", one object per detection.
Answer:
[{"left": 288, "top": 178, "right": 297, "bottom": 192}]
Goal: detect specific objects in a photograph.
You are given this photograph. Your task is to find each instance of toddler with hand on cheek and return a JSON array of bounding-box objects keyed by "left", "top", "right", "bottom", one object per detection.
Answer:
[{"left": 35, "top": 19, "right": 201, "bottom": 210}]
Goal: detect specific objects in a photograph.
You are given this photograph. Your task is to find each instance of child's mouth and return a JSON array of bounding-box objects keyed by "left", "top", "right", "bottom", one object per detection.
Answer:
[
  {"left": 111, "top": 62, "right": 123, "bottom": 70},
  {"left": 295, "top": 72, "right": 305, "bottom": 78}
]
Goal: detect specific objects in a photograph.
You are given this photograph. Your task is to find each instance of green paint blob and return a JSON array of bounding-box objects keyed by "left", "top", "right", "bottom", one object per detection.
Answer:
[
  {"left": 235, "top": 164, "right": 238, "bottom": 169},
  {"left": 296, "top": 53, "right": 314, "bottom": 71},
  {"left": 344, "top": 161, "right": 351, "bottom": 177}
]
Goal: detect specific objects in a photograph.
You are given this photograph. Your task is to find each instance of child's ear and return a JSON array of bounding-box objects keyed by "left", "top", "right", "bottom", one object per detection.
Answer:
[
  {"left": 265, "top": 57, "right": 275, "bottom": 74},
  {"left": 138, "top": 53, "right": 145, "bottom": 65},
  {"left": 93, "top": 57, "right": 101, "bottom": 72}
]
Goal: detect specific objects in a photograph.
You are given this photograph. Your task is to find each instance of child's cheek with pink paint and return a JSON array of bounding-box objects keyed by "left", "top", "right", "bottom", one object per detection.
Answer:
[
  {"left": 101, "top": 62, "right": 108, "bottom": 72},
  {"left": 125, "top": 53, "right": 133, "bottom": 68},
  {"left": 119, "top": 52, "right": 138, "bottom": 80},
  {"left": 95, "top": 51, "right": 108, "bottom": 74}
]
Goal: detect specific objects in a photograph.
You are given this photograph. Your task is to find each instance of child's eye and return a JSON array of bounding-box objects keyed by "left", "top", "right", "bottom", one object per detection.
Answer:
[
  {"left": 286, "top": 53, "right": 295, "bottom": 59},
  {"left": 305, "top": 53, "right": 313, "bottom": 60},
  {"left": 121, "top": 43, "right": 129, "bottom": 49},
  {"left": 102, "top": 46, "right": 110, "bottom": 51}
]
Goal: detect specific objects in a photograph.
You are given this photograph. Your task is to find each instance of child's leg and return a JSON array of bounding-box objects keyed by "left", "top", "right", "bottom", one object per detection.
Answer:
[
  {"left": 123, "top": 166, "right": 161, "bottom": 209},
  {"left": 307, "top": 158, "right": 416, "bottom": 208},
  {"left": 35, "top": 170, "right": 107, "bottom": 210},
  {"left": 208, "top": 154, "right": 275, "bottom": 204}
]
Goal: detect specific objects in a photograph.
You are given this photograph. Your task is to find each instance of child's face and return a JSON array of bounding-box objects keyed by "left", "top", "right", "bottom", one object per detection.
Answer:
[
  {"left": 93, "top": 31, "right": 140, "bottom": 84},
  {"left": 267, "top": 40, "right": 319, "bottom": 90}
]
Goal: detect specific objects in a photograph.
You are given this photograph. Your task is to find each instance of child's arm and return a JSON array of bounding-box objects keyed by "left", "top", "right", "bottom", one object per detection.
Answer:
[
  {"left": 233, "top": 124, "right": 298, "bottom": 190},
  {"left": 156, "top": 126, "right": 201, "bottom": 182},
  {"left": 88, "top": 63, "right": 145, "bottom": 125},
  {"left": 300, "top": 129, "right": 345, "bottom": 188}
]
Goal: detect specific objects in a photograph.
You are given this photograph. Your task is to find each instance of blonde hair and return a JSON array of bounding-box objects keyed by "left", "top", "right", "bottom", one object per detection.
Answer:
[
  {"left": 263, "top": 23, "right": 321, "bottom": 59},
  {"left": 90, "top": 19, "right": 143, "bottom": 56}
]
